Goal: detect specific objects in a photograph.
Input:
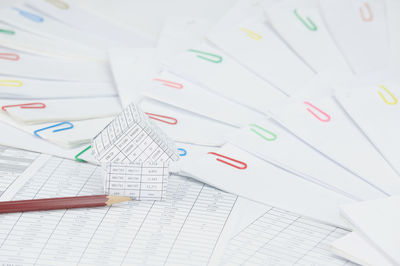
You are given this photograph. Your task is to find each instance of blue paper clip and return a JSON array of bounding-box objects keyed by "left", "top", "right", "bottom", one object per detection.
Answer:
[
  {"left": 34, "top": 122, "right": 73, "bottom": 138},
  {"left": 13, "top": 8, "right": 44, "bottom": 23},
  {"left": 178, "top": 148, "right": 187, "bottom": 156}
]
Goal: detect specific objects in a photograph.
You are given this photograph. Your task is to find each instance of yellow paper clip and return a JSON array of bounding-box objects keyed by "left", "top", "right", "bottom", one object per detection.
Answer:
[
  {"left": 240, "top": 27, "right": 262, "bottom": 40},
  {"left": 378, "top": 85, "right": 397, "bottom": 105},
  {"left": 0, "top": 80, "right": 23, "bottom": 87}
]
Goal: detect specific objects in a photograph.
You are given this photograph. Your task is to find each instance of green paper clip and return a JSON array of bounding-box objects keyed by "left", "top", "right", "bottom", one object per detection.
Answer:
[
  {"left": 187, "top": 49, "right": 223, "bottom": 63},
  {"left": 294, "top": 9, "right": 317, "bottom": 31},
  {"left": 75, "top": 145, "right": 92, "bottom": 162},
  {"left": 0, "top": 28, "right": 15, "bottom": 35},
  {"left": 249, "top": 124, "right": 277, "bottom": 141}
]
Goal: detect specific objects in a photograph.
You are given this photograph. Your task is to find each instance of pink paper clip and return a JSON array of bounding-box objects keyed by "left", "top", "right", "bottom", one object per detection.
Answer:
[
  {"left": 2, "top": 102, "right": 46, "bottom": 111},
  {"left": 304, "top": 102, "right": 331, "bottom": 122},
  {"left": 0, "top": 53, "right": 20, "bottom": 61},
  {"left": 360, "top": 2, "right": 373, "bottom": 22},
  {"left": 208, "top": 152, "right": 247, "bottom": 170},
  {"left": 145, "top": 113, "right": 178, "bottom": 125},
  {"left": 153, "top": 78, "right": 183, "bottom": 89}
]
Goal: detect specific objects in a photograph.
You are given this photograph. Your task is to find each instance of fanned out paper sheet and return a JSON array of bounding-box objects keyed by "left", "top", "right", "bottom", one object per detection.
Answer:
[{"left": 92, "top": 103, "right": 179, "bottom": 200}]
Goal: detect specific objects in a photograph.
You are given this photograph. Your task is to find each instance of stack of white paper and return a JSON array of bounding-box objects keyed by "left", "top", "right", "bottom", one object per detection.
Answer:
[
  {"left": 332, "top": 196, "right": 400, "bottom": 265},
  {"left": 0, "top": 0, "right": 399, "bottom": 264}
]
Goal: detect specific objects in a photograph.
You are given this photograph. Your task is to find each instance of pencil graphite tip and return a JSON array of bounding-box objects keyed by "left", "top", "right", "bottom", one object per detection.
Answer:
[{"left": 106, "top": 195, "right": 132, "bottom": 206}]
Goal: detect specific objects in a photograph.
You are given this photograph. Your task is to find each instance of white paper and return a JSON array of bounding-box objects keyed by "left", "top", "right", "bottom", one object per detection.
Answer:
[
  {"left": 92, "top": 102, "right": 178, "bottom": 164},
  {"left": 0, "top": 75, "right": 117, "bottom": 99},
  {"left": 265, "top": 0, "right": 353, "bottom": 75},
  {"left": 0, "top": 4, "right": 114, "bottom": 50},
  {"left": 207, "top": 0, "right": 315, "bottom": 95},
  {"left": 26, "top": 0, "right": 154, "bottom": 47},
  {"left": 138, "top": 98, "right": 236, "bottom": 146},
  {"left": 0, "top": 48, "right": 112, "bottom": 82},
  {"left": 166, "top": 42, "right": 288, "bottom": 115},
  {"left": 331, "top": 232, "right": 393, "bottom": 266},
  {"left": 157, "top": 17, "right": 213, "bottom": 62},
  {"left": 143, "top": 71, "right": 268, "bottom": 127},
  {"left": 1, "top": 97, "right": 121, "bottom": 124},
  {"left": 0, "top": 145, "right": 40, "bottom": 198},
  {"left": 219, "top": 204, "right": 354, "bottom": 265},
  {"left": 227, "top": 119, "right": 385, "bottom": 200},
  {"left": 109, "top": 48, "right": 161, "bottom": 106},
  {"left": 271, "top": 96, "right": 400, "bottom": 196},
  {"left": 0, "top": 154, "right": 241, "bottom": 265},
  {"left": 319, "top": 0, "right": 391, "bottom": 73},
  {"left": 0, "top": 121, "right": 97, "bottom": 163},
  {"left": 0, "top": 21, "right": 105, "bottom": 61},
  {"left": 334, "top": 73, "right": 400, "bottom": 176},
  {"left": 0, "top": 112, "right": 113, "bottom": 148},
  {"left": 341, "top": 196, "right": 400, "bottom": 265},
  {"left": 102, "top": 161, "right": 169, "bottom": 201},
  {"left": 181, "top": 143, "right": 355, "bottom": 228},
  {"left": 385, "top": 0, "right": 400, "bottom": 63}
]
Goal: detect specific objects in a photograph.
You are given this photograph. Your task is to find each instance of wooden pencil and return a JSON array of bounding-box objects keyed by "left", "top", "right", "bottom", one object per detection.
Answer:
[{"left": 0, "top": 195, "right": 131, "bottom": 214}]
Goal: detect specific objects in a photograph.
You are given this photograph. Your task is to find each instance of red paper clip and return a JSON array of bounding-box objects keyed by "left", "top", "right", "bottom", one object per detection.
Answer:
[
  {"left": 145, "top": 113, "right": 178, "bottom": 125},
  {"left": 208, "top": 152, "right": 247, "bottom": 170},
  {"left": 304, "top": 101, "right": 331, "bottom": 122},
  {"left": 2, "top": 102, "right": 46, "bottom": 111},
  {"left": 153, "top": 78, "right": 183, "bottom": 89},
  {"left": 0, "top": 53, "right": 20, "bottom": 61}
]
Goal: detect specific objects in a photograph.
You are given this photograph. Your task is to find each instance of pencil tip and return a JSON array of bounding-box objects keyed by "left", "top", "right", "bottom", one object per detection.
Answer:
[{"left": 106, "top": 195, "right": 132, "bottom": 206}]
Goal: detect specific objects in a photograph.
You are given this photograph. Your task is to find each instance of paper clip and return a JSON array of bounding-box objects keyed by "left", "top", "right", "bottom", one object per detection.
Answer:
[
  {"left": 145, "top": 113, "right": 178, "bottom": 125},
  {"left": 45, "top": 0, "right": 69, "bottom": 9},
  {"left": 304, "top": 101, "right": 331, "bottom": 122},
  {"left": 240, "top": 27, "right": 262, "bottom": 40},
  {"left": 378, "top": 85, "right": 398, "bottom": 105},
  {"left": 360, "top": 2, "right": 373, "bottom": 22},
  {"left": 0, "top": 28, "right": 15, "bottom": 35},
  {"left": 34, "top": 121, "right": 74, "bottom": 137},
  {"left": 187, "top": 49, "right": 223, "bottom": 63},
  {"left": 249, "top": 124, "right": 277, "bottom": 141},
  {"left": 0, "top": 80, "right": 23, "bottom": 87},
  {"left": 178, "top": 148, "right": 187, "bottom": 156},
  {"left": 0, "top": 53, "right": 20, "bottom": 61},
  {"left": 75, "top": 145, "right": 92, "bottom": 162},
  {"left": 153, "top": 78, "right": 183, "bottom": 89},
  {"left": 293, "top": 9, "right": 317, "bottom": 31},
  {"left": 1, "top": 102, "right": 46, "bottom": 111},
  {"left": 13, "top": 8, "right": 44, "bottom": 23},
  {"left": 208, "top": 152, "right": 247, "bottom": 170}
]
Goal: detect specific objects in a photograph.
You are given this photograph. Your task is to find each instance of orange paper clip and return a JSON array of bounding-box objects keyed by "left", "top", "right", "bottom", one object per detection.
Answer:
[
  {"left": 304, "top": 102, "right": 331, "bottom": 122},
  {"left": 208, "top": 152, "right": 247, "bottom": 170},
  {"left": 153, "top": 78, "right": 183, "bottom": 89},
  {"left": 0, "top": 53, "right": 20, "bottom": 61},
  {"left": 378, "top": 85, "right": 398, "bottom": 105},
  {"left": 360, "top": 2, "right": 373, "bottom": 22},
  {"left": 145, "top": 113, "right": 178, "bottom": 125},
  {"left": 2, "top": 102, "right": 46, "bottom": 111}
]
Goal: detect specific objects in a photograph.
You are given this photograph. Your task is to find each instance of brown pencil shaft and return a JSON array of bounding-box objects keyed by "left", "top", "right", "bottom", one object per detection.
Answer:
[{"left": 0, "top": 195, "right": 108, "bottom": 214}]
